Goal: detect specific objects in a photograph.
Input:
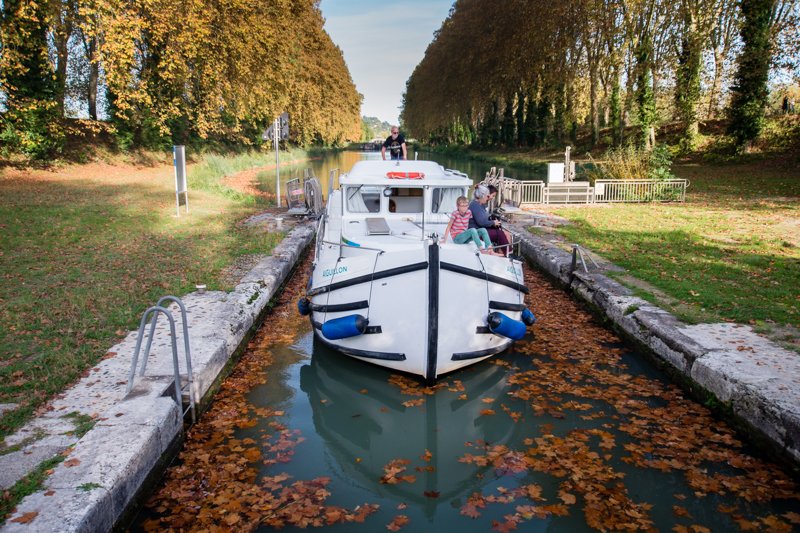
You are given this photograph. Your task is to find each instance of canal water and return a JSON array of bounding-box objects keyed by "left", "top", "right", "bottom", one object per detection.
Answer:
[
  {"left": 254, "top": 149, "right": 549, "bottom": 200},
  {"left": 132, "top": 261, "right": 800, "bottom": 532}
]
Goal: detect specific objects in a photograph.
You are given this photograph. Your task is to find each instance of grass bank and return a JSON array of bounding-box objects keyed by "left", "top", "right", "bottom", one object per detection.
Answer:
[
  {"left": 547, "top": 125, "right": 800, "bottom": 343},
  {"left": 420, "top": 119, "right": 800, "bottom": 348},
  {"left": 552, "top": 158, "right": 799, "bottom": 341},
  {"left": 0, "top": 149, "right": 310, "bottom": 439}
]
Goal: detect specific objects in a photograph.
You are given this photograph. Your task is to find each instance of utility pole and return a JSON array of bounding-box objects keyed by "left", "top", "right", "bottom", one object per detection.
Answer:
[{"left": 262, "top": 113, "right": 289, "bottom": 207}]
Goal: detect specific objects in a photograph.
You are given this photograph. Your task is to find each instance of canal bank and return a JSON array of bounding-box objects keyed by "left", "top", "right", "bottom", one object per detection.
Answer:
[
  {"left": 510, "top": 213, "right": 800, "bottom": 469},
  {"left": 0, "top": 219, "right": 315, "bottom": 532},
  {"left": 2, "top": 211, "right": 798, "bottom": 531}
]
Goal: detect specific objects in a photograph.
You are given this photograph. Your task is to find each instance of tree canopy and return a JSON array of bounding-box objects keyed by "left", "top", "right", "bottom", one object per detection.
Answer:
[
  {"left": 0, "top": 0, "right": 362, "bottom": 157},
  {"left": 401, "top": 0, "right": 800, "bottom": 150}
]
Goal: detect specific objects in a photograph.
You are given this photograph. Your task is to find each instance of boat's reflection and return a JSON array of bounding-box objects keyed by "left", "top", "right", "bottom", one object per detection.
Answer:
[{"left": 299, "top": 338, "right": 526, "bottom": 518}]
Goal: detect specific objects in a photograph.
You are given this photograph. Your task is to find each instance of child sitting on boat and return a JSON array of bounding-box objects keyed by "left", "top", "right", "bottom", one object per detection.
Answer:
[{"left": 441, "top": 196, "right": 498, "bottom": 254}]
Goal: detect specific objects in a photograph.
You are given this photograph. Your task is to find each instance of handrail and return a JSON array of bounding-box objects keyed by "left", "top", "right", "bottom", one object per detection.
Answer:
[
  {"left": 322, "top": 239, "right": 385, "bottom": 253},
  {"left": 126, "top": 296, "right": 196, "bottom": 423}
]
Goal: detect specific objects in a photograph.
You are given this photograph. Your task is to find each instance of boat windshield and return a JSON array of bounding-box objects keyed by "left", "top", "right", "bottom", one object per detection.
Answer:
[
  {"left": 385, "top": 187, "right": 424, "bottom": 214},
  {"left": 431, "top": 187, "right": 465, "bottom": 214},
  {"left": 346, "top": 185, "right": 381, "bottom": 213},
  {"left": 345, "top": 185, "right": 467, "bottom": 215}
]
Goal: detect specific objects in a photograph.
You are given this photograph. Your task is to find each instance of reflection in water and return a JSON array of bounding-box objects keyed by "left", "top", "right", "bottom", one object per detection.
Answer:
[
  {"left": 299, "top": 336, "right": 527, "bottom": 520},
  {"left": 238, "top": 326, "right": 581, "bottom": 531},
  {"left": 255, "top": 149, "right": 550, "bottom": 202}
]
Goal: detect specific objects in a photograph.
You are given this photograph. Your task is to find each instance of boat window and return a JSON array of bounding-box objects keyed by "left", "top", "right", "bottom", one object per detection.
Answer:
[
  {"left": 346, "top": 186, "right": 381, "bottom": 213},
  {"left": 385, "top": 187, "right": 424, "bottom": 213},
  {"left": 431, "top": 187, "right": 465, "bottom": 213}
]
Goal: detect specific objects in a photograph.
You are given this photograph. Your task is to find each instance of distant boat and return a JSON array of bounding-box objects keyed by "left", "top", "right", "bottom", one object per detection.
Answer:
[{"left": 298, "top": 160, "right": 534, "bottom": 383}]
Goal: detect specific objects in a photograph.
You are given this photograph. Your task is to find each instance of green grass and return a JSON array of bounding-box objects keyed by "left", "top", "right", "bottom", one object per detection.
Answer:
[
  {"left": 62, "top": 412, "right": 95, "bottom": 438},
  {"left": 0, "top": 455, "right": 64, "bottom": 524},
  {"left": 0, "top": 150, "right": 298, "bottom": 438},
  {"left": 190, "top": 148, "right": 310, "bottom": 201},
  {"left": 550, "top": 160, "right": 799, "bottom": 330}
]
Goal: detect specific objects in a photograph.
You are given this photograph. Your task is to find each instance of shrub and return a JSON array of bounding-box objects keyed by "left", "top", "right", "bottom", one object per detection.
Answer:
[
  {"left": 0, "top": 102, "right": 65, "bottom": 161},
  {"left": 585, "top": 143, "right": 675, "bottom": 182}
]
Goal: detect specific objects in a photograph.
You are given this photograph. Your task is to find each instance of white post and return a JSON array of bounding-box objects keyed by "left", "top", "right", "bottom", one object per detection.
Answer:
[
  {"left": 274, "top": 118, "right": 281, "bottom": 207},
  {"left": 564, "top": 145, "right": 572, "bottom": 182},
  {"left": 173, "top": 145, "right": 188, "bottom": 217}
]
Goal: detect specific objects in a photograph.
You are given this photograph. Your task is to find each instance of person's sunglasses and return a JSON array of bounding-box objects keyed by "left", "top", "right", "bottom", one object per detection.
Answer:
[{"left": 391, "top": 131, "right": 398, "bottom": 134}]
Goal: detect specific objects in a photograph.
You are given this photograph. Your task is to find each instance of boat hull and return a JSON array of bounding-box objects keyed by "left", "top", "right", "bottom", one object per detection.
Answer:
[{"left": 309, "top": 240, "right": 529, "bottom": 382}]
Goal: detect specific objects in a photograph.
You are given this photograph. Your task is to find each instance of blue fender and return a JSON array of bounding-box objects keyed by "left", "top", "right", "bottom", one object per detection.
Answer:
[
  {"left": 487, "top": 312, "right": 527, "bottom": 341},
  {"left": 321, "top": 314, "right": 369, "bottom": 340}
]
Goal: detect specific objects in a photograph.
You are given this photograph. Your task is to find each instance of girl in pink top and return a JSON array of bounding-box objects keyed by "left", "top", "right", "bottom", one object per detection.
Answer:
[{"left": 441, "top": 197, "right": 496, "bottom": 254}]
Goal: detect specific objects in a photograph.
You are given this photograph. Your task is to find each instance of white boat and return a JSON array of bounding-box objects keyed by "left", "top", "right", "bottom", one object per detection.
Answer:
[{"left": 298, "top": 160, "right": 534, "bottom": 384}]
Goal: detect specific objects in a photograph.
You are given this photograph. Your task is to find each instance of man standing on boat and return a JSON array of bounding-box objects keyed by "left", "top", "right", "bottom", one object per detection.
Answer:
[{"left": 381, "top": 127, "right": 407, "bottom": 160}]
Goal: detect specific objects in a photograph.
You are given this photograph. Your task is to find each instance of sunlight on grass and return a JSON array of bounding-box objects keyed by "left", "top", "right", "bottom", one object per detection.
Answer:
[
  {"left": 552, "top": 175, "right": 799, "bottom": 328},
  {"left": 0, "top": 152, "right": 296, "bottom": 437}
]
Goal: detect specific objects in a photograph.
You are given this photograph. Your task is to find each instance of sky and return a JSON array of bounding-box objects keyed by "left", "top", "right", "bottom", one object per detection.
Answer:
[{"left": 319, "top": 0, "right": 454, "bottom": 126}]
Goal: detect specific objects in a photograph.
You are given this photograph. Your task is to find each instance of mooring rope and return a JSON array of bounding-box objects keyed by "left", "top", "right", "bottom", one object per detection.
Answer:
[
  {"left": 474, "top": 250, "right": 492, "bottom": 314},
  {"left": 365, "top": 250, "right": 384, "bottom": 321}
]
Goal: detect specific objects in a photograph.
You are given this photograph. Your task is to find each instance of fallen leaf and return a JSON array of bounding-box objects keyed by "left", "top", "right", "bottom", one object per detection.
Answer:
[
  {"left": 559, "top": 491, "right": 576, "bottom": 505},
  {"left": 11, "top": 512, "right": 38, "bottom": 524},
  {"left": 386, "top": 514, "right": 409, "bottom": 531},
  {"left": 783, "top": 512, "right": 800, "bottom": 524}
]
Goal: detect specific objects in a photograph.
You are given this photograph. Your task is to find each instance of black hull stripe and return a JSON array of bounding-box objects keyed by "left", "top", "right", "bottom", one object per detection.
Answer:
[
  {"left": 310, "top": 300, "right": 369, "bottom": 313},
  {"left": 426, "top": 242, "right": 439, "bottom": 384},
  {"left": 315, "top": 333, "right": 406, "bottom": 361},
  {"left": 440, "top": 262, "right": 529, "bottom": 294},
  {"left": 451, "top": 342, "right": 512, "bottom": 361},
  {"left": 488, "top": 301, "right": 526, "bottom": 311},
  {"left": 308, "top": 262, "right": 429, "bottom": 296}
]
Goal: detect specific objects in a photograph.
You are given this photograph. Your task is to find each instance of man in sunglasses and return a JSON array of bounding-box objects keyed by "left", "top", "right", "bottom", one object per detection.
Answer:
[{"left": 381, "top": 127, "right": 407, "bottom": 161}]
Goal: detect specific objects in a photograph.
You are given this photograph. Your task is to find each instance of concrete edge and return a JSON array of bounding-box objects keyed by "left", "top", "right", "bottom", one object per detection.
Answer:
[
  {"left": 1, "top": 221, "right": 316, "bottom": 532},
  {"left": 512, "top": 224, "right": 800, "bottom": 468}
]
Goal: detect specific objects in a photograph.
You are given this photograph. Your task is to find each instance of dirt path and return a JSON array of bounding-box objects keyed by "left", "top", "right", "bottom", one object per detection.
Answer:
[{"left": 220, "top": 157, "right": 314, "bottom": 200}]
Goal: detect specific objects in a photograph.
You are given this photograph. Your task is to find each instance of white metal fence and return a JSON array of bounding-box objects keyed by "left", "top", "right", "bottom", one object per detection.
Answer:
[
  {"left": 593, "top": 179, "right": 688, "bottom": 203},
  {"left": 489, "top": 177, "right": 688, "bottom": 207}
]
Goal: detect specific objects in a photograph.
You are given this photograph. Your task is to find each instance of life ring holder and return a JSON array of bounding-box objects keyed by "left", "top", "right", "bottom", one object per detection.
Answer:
[{"left": 386, "top": 171, "right": 425, "bottom": 179}]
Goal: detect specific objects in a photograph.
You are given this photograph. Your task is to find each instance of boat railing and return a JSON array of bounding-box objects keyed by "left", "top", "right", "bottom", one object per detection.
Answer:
[{"left": 322, "top": 239, "right": 385, "bottom": 253}]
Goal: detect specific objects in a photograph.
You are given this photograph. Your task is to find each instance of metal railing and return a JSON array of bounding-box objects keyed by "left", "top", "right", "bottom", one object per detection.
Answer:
[
  {"left": 542, "top": 182, "right": 595, "bottom": 204},
  {"left": 495, "top": 177, "right": 688, "bottom": 206},
  {"left": 127, "top": 295, "right": 196, "bottom": 423},
  {"left": 593, "top": 179, "right": 689, "bottom": 203}
]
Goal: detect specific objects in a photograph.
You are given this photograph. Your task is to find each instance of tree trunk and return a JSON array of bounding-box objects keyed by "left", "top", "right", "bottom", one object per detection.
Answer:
[
  {"left": 728, "top": 0, "right": 774, "bottom": 147},
  {"left": 82, "top": 30, "right": 99, "bottom": 120},
  {"left": 54, "top": 33, "right": 69, "bottom": 116},
  {"left": 515, "top": 89, "right": 525, "bottom": 147},
  {"left": 676, "top": 8, "right": 702, "bottom": 151},
  {"left": 707, "top": 48, "right": 725, "bottom": 118},
  {"left": 589, "top": 63, "right": 600, "bottom": 147}
]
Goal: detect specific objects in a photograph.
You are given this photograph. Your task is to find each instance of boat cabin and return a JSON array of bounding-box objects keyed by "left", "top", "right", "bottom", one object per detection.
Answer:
[{"left": 333, "top": 161, "right": 472, "bottom": 248}]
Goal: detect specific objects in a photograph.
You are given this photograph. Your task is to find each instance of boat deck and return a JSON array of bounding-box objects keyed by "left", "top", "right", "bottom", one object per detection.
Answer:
[{"left": 339, "top": 217, "right": 453, "bottom": 249}]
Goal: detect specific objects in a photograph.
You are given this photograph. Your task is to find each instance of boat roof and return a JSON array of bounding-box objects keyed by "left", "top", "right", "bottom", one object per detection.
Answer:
[{"left": 340, "top": 160, "right": 472, "bottom": 186}]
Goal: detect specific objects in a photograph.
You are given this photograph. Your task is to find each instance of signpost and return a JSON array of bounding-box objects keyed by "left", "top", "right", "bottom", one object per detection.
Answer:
[
  {"left": 262, "top": 113, "right": 290, "bottom": 207},
  {"left": 173, "top": 145, "right": 189, "bottom": 217}
]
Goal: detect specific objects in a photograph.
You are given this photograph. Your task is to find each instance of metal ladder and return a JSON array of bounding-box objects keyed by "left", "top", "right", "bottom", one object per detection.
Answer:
[{"left": 126, "top": 296, "right": 196, "bottom": 423}]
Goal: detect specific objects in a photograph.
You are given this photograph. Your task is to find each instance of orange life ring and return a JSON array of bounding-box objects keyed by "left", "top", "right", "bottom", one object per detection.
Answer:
[{"left": 386, "top": 171, "right": 425, "bottom": 179}]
